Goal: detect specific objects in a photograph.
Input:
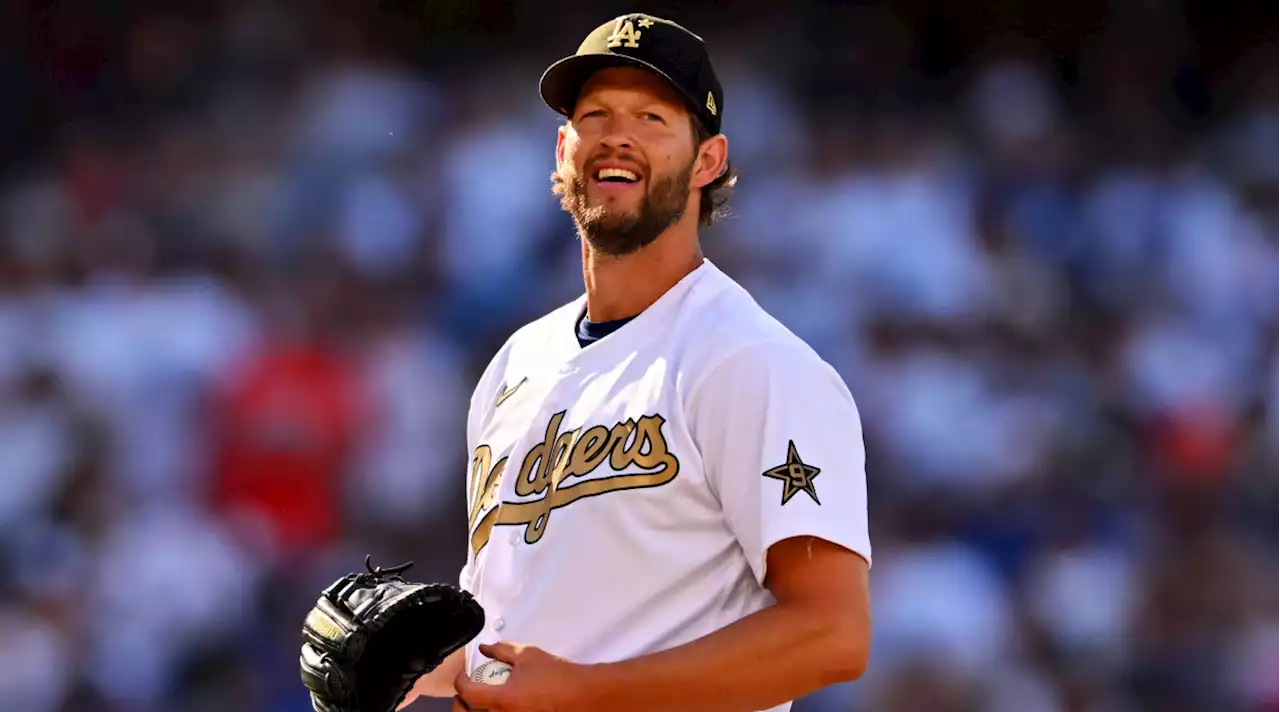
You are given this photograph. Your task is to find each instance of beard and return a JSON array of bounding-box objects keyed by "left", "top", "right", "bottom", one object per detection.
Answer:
[{"left": 552, "top": 159, "right": 694, "bottom": 256}]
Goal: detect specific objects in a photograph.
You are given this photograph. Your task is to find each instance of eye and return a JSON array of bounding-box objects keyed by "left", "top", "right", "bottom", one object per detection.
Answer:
[
  {"left": 641, "top": 112, "right": 665, "bottom": 122},
  {"left": 578, "top": 109, "right": 607, "bottom": 120}
]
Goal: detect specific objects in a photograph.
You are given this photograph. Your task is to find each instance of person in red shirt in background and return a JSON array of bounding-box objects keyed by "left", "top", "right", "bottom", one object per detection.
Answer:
[{"left": 208, "top": 266, "right": 364, "bottom": 563}]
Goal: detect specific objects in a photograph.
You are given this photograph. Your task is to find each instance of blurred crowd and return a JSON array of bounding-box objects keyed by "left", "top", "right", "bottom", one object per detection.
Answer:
[{"left": 0, "top": 1, "right": 1275, "bottom": 711}]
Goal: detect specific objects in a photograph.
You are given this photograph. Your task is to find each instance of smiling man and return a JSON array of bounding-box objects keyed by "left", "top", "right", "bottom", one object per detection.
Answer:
[{"left": 400, "top": 14, "right": 872, "bottom": 712}]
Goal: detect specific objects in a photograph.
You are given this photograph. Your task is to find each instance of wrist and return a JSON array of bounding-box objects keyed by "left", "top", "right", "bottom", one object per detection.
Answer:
[{"left": 575, "top": 660, "right": 619, "bottom": 712}]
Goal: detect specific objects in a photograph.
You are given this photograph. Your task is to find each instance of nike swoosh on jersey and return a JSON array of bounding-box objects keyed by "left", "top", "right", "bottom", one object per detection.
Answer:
[{"left": 495, "top": 377, "right": 528, "bottom": 407}]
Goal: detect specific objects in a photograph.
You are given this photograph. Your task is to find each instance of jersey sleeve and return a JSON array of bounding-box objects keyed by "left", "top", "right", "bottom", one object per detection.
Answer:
[{"left": 689, "top": 340, "right": 872, "bottom": 585}]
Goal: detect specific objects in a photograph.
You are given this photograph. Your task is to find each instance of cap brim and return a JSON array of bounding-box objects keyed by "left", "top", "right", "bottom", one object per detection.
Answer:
[{"left": 538, "top": 53, "right": 701, "bottom": 122}]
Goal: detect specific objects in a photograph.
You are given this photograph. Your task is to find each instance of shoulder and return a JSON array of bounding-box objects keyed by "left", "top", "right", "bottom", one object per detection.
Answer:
[{"left": 675, "top": 264, "right": 846, "bottom": 403}]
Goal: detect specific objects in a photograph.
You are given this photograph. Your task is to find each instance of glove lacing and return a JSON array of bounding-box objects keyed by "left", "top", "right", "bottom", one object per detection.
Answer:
[{"left": 359, "top": 555, "right": 414, "bottom": 585}]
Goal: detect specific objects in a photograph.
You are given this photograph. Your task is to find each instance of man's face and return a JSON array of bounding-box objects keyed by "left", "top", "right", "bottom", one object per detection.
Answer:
[{"left": 552, "top": 67, "right": 699, "bottom": 256}]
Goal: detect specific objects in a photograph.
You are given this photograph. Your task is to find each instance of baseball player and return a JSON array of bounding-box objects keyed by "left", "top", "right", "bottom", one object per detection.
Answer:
[{"left": 402, "top": 14, "right": 872, "bottom": 712}]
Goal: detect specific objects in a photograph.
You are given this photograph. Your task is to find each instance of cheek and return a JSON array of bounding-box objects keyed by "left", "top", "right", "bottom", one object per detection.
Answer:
[
  {"left": 647, "top": 139, "right": 687, "bottom": 174},
  {"left": 650, "top": 155, "right": 681, "bottom": 181}
]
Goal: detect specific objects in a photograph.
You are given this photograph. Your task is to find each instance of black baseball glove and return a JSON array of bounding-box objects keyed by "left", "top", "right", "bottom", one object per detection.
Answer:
[{"left": 300, "top": 555, "right": 485, "bottom": 712}]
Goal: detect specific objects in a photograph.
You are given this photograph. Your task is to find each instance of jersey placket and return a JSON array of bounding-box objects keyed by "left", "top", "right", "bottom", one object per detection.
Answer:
[{"left": 477, "top": 358, "right": 587, "bottom": 636}]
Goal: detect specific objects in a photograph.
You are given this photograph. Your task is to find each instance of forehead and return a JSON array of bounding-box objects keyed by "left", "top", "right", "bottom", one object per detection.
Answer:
[{"left": 575, "top": 66, "right": 690, "bottom": 112}]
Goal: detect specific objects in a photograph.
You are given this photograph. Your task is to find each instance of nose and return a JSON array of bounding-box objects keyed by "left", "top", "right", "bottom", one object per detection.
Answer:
[
  {"left": 600, "top": 133, "right": 633, "bottom": 151},
  {"left": 599, "top": 115, "right": 635, "bottom": 151}
]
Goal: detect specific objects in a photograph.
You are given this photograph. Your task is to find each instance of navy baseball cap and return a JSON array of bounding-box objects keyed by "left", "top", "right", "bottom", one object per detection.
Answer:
[{"left": 539, "top": 14, "right": 724, "bottom": 135}]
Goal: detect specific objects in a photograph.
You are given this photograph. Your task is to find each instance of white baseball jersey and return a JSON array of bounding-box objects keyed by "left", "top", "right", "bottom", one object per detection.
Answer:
[{"left": 459, "top": 259, "right": 871, "bottom": 711}]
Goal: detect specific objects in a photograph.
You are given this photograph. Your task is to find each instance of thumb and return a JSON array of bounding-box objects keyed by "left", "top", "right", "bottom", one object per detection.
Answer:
[{"left": 478, "top": 641, "right": 521, "bottom": 663}]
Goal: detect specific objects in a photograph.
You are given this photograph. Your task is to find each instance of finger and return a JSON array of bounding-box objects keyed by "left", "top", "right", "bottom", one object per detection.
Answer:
[
  {"left": 478, "top": 641, "right": 520, "bottom": 663},
  {"left": 455, "top": 675, "right": 503, "bottom": 710}
]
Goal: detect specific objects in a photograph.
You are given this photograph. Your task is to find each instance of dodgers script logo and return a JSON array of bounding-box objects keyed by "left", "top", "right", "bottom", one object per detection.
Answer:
[{"left": 467, "top": 411, "right": 680, "bottom": 555}]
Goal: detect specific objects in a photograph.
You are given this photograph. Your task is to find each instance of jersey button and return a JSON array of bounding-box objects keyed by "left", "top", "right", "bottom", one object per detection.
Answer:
[
  {"left": 509, "top": 534, "right": 519, "bottom": 547},
  {"left": 494, "top": 619, "right": 506, "bottom": 631}
]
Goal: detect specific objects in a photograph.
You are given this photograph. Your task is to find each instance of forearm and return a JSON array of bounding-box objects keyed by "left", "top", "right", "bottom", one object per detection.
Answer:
[
  {"left": 398, "top": 648, "right": 465, "bottom": 708},
  {"left": 581, "top": 601, "right": 868, "bottom": 712}
]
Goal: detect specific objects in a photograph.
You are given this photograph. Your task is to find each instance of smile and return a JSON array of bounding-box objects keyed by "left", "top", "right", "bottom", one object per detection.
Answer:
[{"left": 595, "top": 167, "right": 639, "bottom": 183}]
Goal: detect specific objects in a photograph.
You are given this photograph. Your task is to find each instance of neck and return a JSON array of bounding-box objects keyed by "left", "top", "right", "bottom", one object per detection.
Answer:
[{"left": 581, "top": 220, "right": 704, "bottom": 323}]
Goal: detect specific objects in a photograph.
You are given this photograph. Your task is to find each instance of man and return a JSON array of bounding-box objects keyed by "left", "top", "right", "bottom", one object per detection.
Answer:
[{"left": 403, "top": 13, "right": 872, "bottom": 712}]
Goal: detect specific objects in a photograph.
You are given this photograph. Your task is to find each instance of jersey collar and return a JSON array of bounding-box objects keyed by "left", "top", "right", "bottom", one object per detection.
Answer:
[{"left": 555, "top": 258, "right": 720, "bottom": 361}]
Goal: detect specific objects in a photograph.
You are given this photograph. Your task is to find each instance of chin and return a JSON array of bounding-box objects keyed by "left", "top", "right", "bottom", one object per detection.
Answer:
[
  {"left": 589, "top": 202, "right": 639, "bottom": 222},
  {"left": 591, "top": 191, "right": 640, "bottom": 208},
  {"left": 594, "top": 214, "right": 640, "bottom": 233}
]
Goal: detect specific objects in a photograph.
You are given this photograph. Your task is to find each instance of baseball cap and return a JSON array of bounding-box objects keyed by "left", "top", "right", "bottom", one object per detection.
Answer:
[{"left": 539, "top": 14, "right": 724, "bottom": 135}]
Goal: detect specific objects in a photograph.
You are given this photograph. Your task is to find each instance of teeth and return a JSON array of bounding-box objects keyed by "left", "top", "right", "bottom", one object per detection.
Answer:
[{"left": 596, "top": 167, "right": 639, "bottom": 182}]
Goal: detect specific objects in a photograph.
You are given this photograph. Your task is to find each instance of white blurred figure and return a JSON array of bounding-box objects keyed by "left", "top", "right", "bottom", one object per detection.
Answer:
[
  {"left": 798, "top": 124, "right": 997, "bottom": 326},
  {"left": 293, "top": 61, "right": 438, "bottom": 164},
  {"left": 1025, "top": 544, "right": 1140, "bottom": 671},
  {"left": 83, "top": 503, "right": 260, "bottom": 705},
  {"left": 713, "top": 50, "right": 807, "bottom": 173},
  {"left": 1119, "top": 313, "right": 1260, "bottom": 422},
  {"left": 0, "top": 607, "right": 74, "bottom": 712},
  {"left": 863, "top": 349, "right": 1057, "bottom": 493},
  {"left": 45, "top": 270, "right": 260, "bottom": 505},
  {"left": 335, "top": 165, "right": 426, "bottom": 282},
  {"left": 1157, "top": 167, "right": 1277, "bottom": 327},
  {"left": 349, "top": 323, "right": 468, "bottom": 528},
  {"left": 436, "top": 90, "right": 563, "bottom": 314},
  {"left": 966, "top": 59, "right": 1063, "bottom": 149},
  {"left": 868, "top": 540, "right": 1015, "bottom": 683},
  {"left": 0, "top": 370, "right": 79, "bottom": 536}
]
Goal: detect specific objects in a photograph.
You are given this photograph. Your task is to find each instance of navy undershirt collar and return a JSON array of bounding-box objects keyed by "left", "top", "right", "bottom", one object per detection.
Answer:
[{"left": 576, "top": 306, "right": 639, "bottom": 348}]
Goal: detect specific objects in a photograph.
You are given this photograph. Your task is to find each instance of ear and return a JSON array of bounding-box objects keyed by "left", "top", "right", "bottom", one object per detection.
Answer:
[
  {"left": 691, "top": 133, "right": 728, "bottom": 190},
  {"left": 556, "top": 123, "right": 569, "bottom": 166}
]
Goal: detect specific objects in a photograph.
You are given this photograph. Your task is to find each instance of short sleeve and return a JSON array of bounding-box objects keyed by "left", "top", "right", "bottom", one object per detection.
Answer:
[{"left": 689, "top": 341, "right": 872, "bottom": 585}]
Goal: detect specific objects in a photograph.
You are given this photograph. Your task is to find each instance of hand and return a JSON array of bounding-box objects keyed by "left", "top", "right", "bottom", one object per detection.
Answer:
[{"left": 453, "top": 642, "right": 593, "bottom": 712}]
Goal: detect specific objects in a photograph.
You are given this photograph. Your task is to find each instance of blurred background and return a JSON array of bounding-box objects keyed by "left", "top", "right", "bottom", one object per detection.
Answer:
[{"left": 0, "top": 0, "right": 1275, "bottom": 711}]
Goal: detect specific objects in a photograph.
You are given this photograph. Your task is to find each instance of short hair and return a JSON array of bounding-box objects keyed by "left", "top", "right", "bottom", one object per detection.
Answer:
[{"left": 691, "top": 119, "right": 737, "bottom": 227}]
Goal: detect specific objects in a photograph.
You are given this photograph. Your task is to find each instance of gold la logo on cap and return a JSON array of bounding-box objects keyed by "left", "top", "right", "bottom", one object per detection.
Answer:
[
  {"left": 707, "top": 92, "right": 717, "bottom": 116},
  {"left": 606, "top": 16, "right": 648, "bottom": 48}
]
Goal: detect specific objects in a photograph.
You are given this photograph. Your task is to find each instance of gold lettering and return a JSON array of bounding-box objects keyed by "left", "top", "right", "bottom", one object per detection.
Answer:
[
  {"left": 513, "top": 411, "right": 577, "bottom": 545},
  {"left": 625, "top": 415, "right": 678, "bottom": 477},
  {"left": 305, "top": 608, "right": 345, "bottom": 642},
  {"left": 468, "top": 412, "right": 681, "bottom": 556},
  {"left": 564, "top": 425, "right": 611, "bottom": 477},
  {"left": 467, "top": 446, "right": 490, "bottom": 515},
  {"left": 608, "top": 419, "right": 638, "bottom": 470},
  {"left": 467, "top": 446, "right": 508, "bottom": 552},
  {"left": 468, "top": 446, "right": 506, "bottom": 528},
  {"left": 516, "top": 411, "right": 574, "bottom": 497},
  {"left": 606, "top": 18, "right": 642, "bottom": 48},
  {"left": 470, "top": 506, "right": 498, "bottom": 556}
]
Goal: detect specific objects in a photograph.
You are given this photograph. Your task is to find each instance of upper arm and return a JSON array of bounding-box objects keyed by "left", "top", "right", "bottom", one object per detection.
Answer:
[
  {"left": 765, "top": 535, "right": 872, "bottom": 673},
  {"left": 765, "top": 536, "right": 871, "bottom": 617}
]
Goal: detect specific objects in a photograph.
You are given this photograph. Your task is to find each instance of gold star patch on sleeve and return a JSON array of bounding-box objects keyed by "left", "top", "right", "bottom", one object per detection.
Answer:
[{"left": 762, "top": 440, "right": 822, "bottom": 505}]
